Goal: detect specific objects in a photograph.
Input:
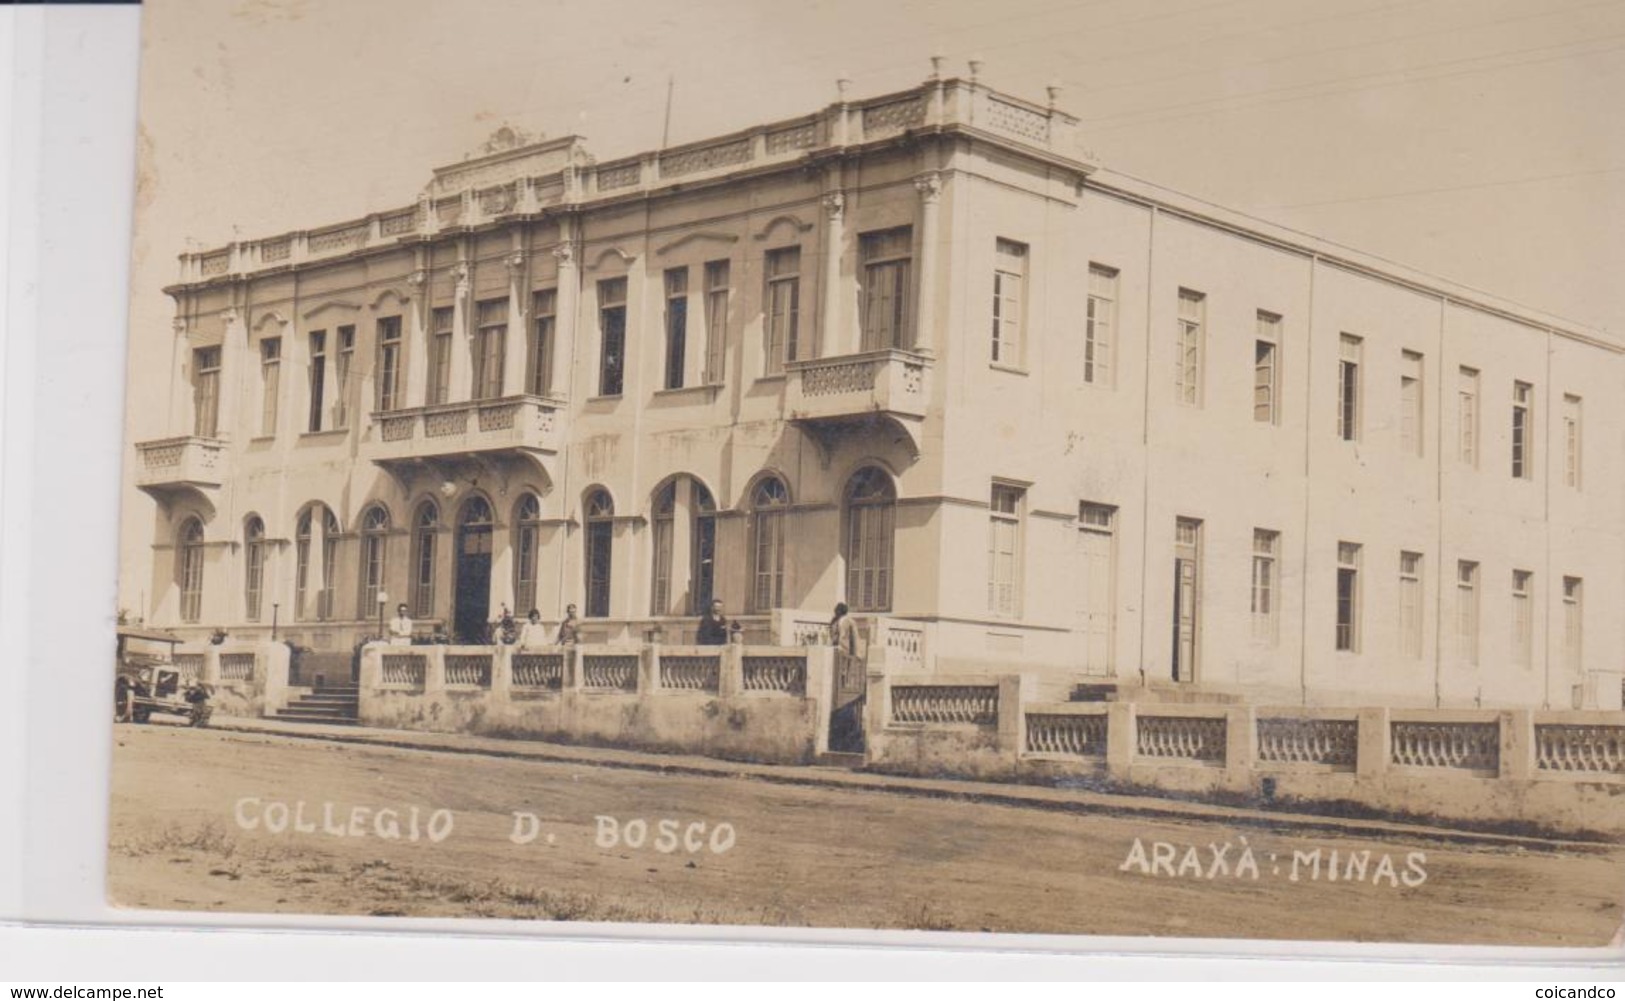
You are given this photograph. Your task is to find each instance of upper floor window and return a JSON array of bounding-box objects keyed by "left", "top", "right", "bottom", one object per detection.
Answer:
[
  {"left": 193, "top": 346, "right": 221, "bottom": 438},
  {"left": 376, "top": 316, "right": 403, "bottom": 412},
  {"left": 259, "top": 338, "right": 281, "bottom": 437},
  {"left": 1085, "top": 264, "right": 1117, "bottom": 388},
  {"left": 664, "top": 267, "right": 689, "bottom": 391},
  {"left": 529, "top": 290, "right": 556, "bottom": 397},
  {"left": 1563, "top": 394, "right": 1582, "bottom": 489},
  {"left": 990, "top": 239, "right": 1027, "bottom": 366},
  {"left": 860, "top": 227, "right": 912, "bottom": 352},
  {"left": 763, "top": 247, "right": 800, "bottom": 376},
  {"left": 1337, "top": 334, "right": 1362, "bottom": 441},
  {"left": 1175, "top": 289, "right": 1204, "bottom": 406},
  {"left": 598, "top": 279, "right": 627, "bottom": 397},
  {"left": 307, "top": 330, "right": 327, "bottom": 432},
  {"left": 704, "top": 260, "right": 730, "bottom": 384},
  {"left": 1400, "top": 350, "right": 1423, "bottom": 456},
  {"left": 473, "top": 300, "right": 507, "bottom": 401},
  {"left": 1512, "top": 381, "right": 1534, "bottom": 480},
  {"left": 1254, "top": 311, "right": 1281, "bottom": 424},
  {"left": 987, "top": 483, "right": 1024, "bottom": 616},
  {"left": 1457, "top": 366, "right": 1479, "bottom": 466},
  {"left": 428, "top": 307, "right": 454, "bottom": 406},
  {"left": 332, "top": 326, "right": 355, "bottom": 429}
]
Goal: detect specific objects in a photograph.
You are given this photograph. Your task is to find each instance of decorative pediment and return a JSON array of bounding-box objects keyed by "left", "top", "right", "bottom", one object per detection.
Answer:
[
  {"left": 301, "top": 299, "right": 363, "bottom": 321},
  {"left": 754, "top": 213, "right": 814, "bottom": 242},
  {"left": 586, "top": 246, "right": 636, "bottom": 273},
  {"left": 655, "top": 230, "right": 740, "bottom": 257}
]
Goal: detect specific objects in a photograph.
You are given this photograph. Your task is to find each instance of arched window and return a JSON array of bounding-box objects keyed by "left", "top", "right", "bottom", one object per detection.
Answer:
[
  {"left": 411, "top": 501, "right": 439, "bottom": 619},
  {"left": 650, "top": 482, "right": 676, "bottom": 615},
  {"left": 584, "top": 489, "right": 614, "bottom": 618},
  {"left": 649, "top": 478, "right": 718, "bottom": 616},
  {"left": 844, "top": 467, "right": 895, "bottom": 612},
  {"left": 295, "top": 504, "right": 340, "bottom": 622},
  {"left": 513, "top": 493, "right": 542, "bottom": 616},
  {"left": 178, "top": 517, "right": 205, "bottom": 623},
  {"left": 244, "top": 516, "right": 266, "bottom": 622},
  {"left": 749, "top": 477, "right": 789, "bottom": 612},
  {"left": 319, "top": 507, "right": 340, "bottom": 620},
  {"left": 358, "top": 504, "right": 391, "bottom": 614}
]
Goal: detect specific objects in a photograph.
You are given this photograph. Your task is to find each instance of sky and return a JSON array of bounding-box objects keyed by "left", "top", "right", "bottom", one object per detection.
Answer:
[{"left": 117, "top": 0, "right": 1625, "bottom": 602}]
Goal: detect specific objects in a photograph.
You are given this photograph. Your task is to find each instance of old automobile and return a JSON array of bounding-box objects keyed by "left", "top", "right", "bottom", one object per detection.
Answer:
[{"left": 115, "top": 626, "right": 212, "bottom": 726}]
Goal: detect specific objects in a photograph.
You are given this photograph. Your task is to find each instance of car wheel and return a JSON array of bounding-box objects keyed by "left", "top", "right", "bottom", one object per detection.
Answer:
[
  {"left": 132, "top": 707, "right": 151, "bottom": 724},
  {"left": 115, "top": 681, "right": 133, "bottom": 723}
]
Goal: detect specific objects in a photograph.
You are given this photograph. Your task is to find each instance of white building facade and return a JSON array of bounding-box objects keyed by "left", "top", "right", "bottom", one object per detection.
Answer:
[{"left": 128, "top": 69, "right": 1625, "bottom": 711}]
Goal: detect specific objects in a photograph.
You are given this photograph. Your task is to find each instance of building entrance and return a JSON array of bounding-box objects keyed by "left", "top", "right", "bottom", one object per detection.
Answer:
[{"left": 455, "top": 497, "right": 494, "bottom": 643}]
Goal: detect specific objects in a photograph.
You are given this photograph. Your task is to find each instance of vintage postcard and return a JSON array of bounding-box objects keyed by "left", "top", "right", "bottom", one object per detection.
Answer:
[{"left": 109, "top": 0, "right": 1625, "bottom": 947}]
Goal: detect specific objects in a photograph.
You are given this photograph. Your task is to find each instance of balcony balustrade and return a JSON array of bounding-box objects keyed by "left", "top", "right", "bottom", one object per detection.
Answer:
[
  {"left": 364, "top": 394, "right": 564, "bottom": 468},
  {"left": 785, "top": 349, "right": 930, "bottom": 422},
  {"left": 134, "top": 435, "right": 227, "bottom": 494}
]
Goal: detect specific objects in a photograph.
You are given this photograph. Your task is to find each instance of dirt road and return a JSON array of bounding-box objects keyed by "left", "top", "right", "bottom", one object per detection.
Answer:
[{"left": 107, "top": 723, "right": 1625, "bottom": 945}]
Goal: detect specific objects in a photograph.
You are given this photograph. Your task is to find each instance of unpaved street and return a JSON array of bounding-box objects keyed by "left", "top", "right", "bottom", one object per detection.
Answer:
[{"left": 108, "top": 723, "right": 1625, "bottom": 945}]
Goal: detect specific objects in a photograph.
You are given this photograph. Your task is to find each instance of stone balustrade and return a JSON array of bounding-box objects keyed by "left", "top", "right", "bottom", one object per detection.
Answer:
[
  {"left": 134, "top": 435, "right": 226, "bottom": 491},
  {"left": 169, "top": 641, "right": 292, "bottom": 718},
  {"left": 784, "top": 349, "right": 931, "bottom": 424}
]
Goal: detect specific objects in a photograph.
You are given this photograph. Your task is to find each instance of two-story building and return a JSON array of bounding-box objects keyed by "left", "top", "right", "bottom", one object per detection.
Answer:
[{"left": 128, "top": 65, "right": 1624, "bottom": 711}]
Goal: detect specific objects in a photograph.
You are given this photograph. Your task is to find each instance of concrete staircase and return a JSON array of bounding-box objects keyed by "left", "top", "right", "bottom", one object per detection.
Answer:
[{"left": 275, "top": 683, "right": 359, "bottom": 725}]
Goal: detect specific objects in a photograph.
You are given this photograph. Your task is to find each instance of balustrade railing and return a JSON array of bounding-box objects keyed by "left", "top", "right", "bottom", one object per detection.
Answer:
[
  {"left": 511, "top": 653, "right": 565, "bottom": 691},
  {"left": 444, "top": 654, "right": 493, "bottom": 688},
  {"left": 1256, "top": 717, "right": 1358, "bottom": 769},
  {"left": 1136, "top": 715, "right": 1226, "bottom": 763},
  {"left": 1025, "top": 713, "right": 1107, "bottom": 758},
  {"left": 891, "top": 685, "right": 998, "bottom": 725},
  {"left": 741, "top": 655, "right": 806, "bottom": 695},
  {"left": 582, "top": 654, "right": 639, "bottom": 691},
  {"left": 1390, "top": 721, "right": 1499, "bottom": 772},
  {"left": 380, "top": 653, "right": 426, "bottom": 688},
  {"left": 1534, "top": 724, "right": 1625, "bottom": 775},
  {"left": 173, "top": 654, "right": 205, "bottom": 684},
  {"left": 660, "top": 654, "right": 721, "bottom": 692},
  {"left": 219, "top": 653, "right": 256, "bottom": 682}
]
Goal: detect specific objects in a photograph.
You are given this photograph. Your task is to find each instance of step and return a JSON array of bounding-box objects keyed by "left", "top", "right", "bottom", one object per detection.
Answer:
[
  {"left": 815, "top": 751, "right": 866, "bottom": 768},
  {"left": 276, "top": 706, "right": 359, "bottom": 720},
  {"left": 273, "top": 713, "right": 358, "bottom": 726},
  {"left": 291, "top": 695, "right": 359, "bottom": 707}
]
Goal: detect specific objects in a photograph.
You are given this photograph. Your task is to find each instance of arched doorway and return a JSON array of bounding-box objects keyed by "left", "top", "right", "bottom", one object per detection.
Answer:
[{"left": 454, "top": 496, "right": 495, "bottom": 642}]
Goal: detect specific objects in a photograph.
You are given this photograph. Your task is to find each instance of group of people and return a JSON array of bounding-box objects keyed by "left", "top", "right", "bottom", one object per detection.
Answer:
[{"left": 384, "top": 598, "right": 863, "bottom": 652}]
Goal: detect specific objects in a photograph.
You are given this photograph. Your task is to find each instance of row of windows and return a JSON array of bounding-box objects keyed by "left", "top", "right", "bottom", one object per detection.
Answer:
[{"left": 176, "top": 467, "right": 903, "bottom": 627}]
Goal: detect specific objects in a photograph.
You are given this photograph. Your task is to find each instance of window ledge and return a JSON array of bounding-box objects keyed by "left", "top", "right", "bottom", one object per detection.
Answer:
[
  {"left": 585, "top": 394, "right": 623, "bottom": 404},
  {"left": 652, "top": 384, "right": 723, "bottom": 400},
  {"left": 753, "top": 374, "right": 788, "bottom": 384},
  {"left": 298, "top": 429, "right": 349, "bottom": 440},
  {"left": 247, "top": 435, "right": 276, "bottom": 444},
  {"left": 989, "top": 363, "right": 1029, "bottom": 376}
]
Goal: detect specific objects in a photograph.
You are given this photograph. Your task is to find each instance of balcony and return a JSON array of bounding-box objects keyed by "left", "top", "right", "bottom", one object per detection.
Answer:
[
  {"left": 784, "top": 350, "right": 930, "bottom": 459},
  {"left": 135, "top": 435, "right": 227, "bottom": 511},
  {"left": 364, "top": 394, "right": 565, "bottom": 481}
]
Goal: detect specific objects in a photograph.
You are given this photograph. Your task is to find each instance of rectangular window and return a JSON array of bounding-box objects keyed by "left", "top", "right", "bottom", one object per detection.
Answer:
[
  {"left": 1457, "top": 366, "right": 1479, "bottom": 466},
  {"left": 860, "top": 227, "right": 912, "bottom": 351},
  {"left": 1512, "top": 381, "right": 1533, "bottom": 479},
  {"left": 192, "top": 346, "right": 221, "bottom": 438},
  {"left": 307, "top": 330, "right": 327, "bottom": 432},
  {"left": 598, "top": 279, "right": 627, "bottom": 396},
  {"left": 428, "top": 307, "right": 453, "bottom": 405},
  {"left": 1400, "top": 350, "right": 1423, "bottom": 456},
  {"left": 473, "top": 300, "right": 507, "bottom": 400},
  {"left": 1336, "top": 541, "right": 1361, "bottom": 652},
  {"left": 1337, "top": 334, "right": 1362, "bottom": 441},
  {"left": 259, "top": 338, "right": 280, "bottom": 437},
  {"left": 1250, "top": 529, "right": 1279, "bottom": 644},
  {"left": 763, "top": 247, "right": 800, "bottom": 375},
  {"left": 332, "top": 325, "right": 355, "bottom": 429},
  {"left": 1564, "top": 394, "right": 1582, "bottom": 489},
  {"left": 1456, "top": 560, "right": 1479, "bottom": 665},
  {"left": 1399, "top": 551, "right": 1423, "bottom": 658},
  {"left": 528, "top": 290, "right": 556, "bottom": 396},
  {"left": 1085, "top": 264, "right": 1117, "bottom": 387},
  {"left": 1254, "top": 311, "right": 1281, "bottom": 424},
  {"left": 704, "top": 260, "right": 729, "bottom": 384},
  {"left": 376, "top": 316, "right": 402, "bottom": 412},
  {"left": 1172, "top": 518, "right": 1202, "bottom": 682},
  {"left": 1077, "top": 502, "right": 1116, "bottom": 671},
  {"left": 1512, "top": 569, "right": 1533, "bottom": 666},
  {"left": 991, "top": 239, "right": 1027, "bottom": 365},
  {"left": 1175, "top": 289, "right": 1204, "bottom": 406},
  {"left": 1564, "top": 576, "right": 1583, "bottom": 673},
  {"left": 663, "top": 267, "right": 689, "bottom": 390},
  {"left": 987, "top": 484, "right": 1023, "bottom": 616}
]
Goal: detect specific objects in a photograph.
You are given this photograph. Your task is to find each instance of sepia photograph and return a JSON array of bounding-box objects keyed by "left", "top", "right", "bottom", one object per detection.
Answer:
[{"left": 106, "top": 0, "right": 1625, "bottom": 948}]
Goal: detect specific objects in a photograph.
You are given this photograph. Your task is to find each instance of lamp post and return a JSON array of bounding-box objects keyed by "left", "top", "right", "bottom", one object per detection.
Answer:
[{"left": 376, "top": 590, "right": 389, "bottom": 644}]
